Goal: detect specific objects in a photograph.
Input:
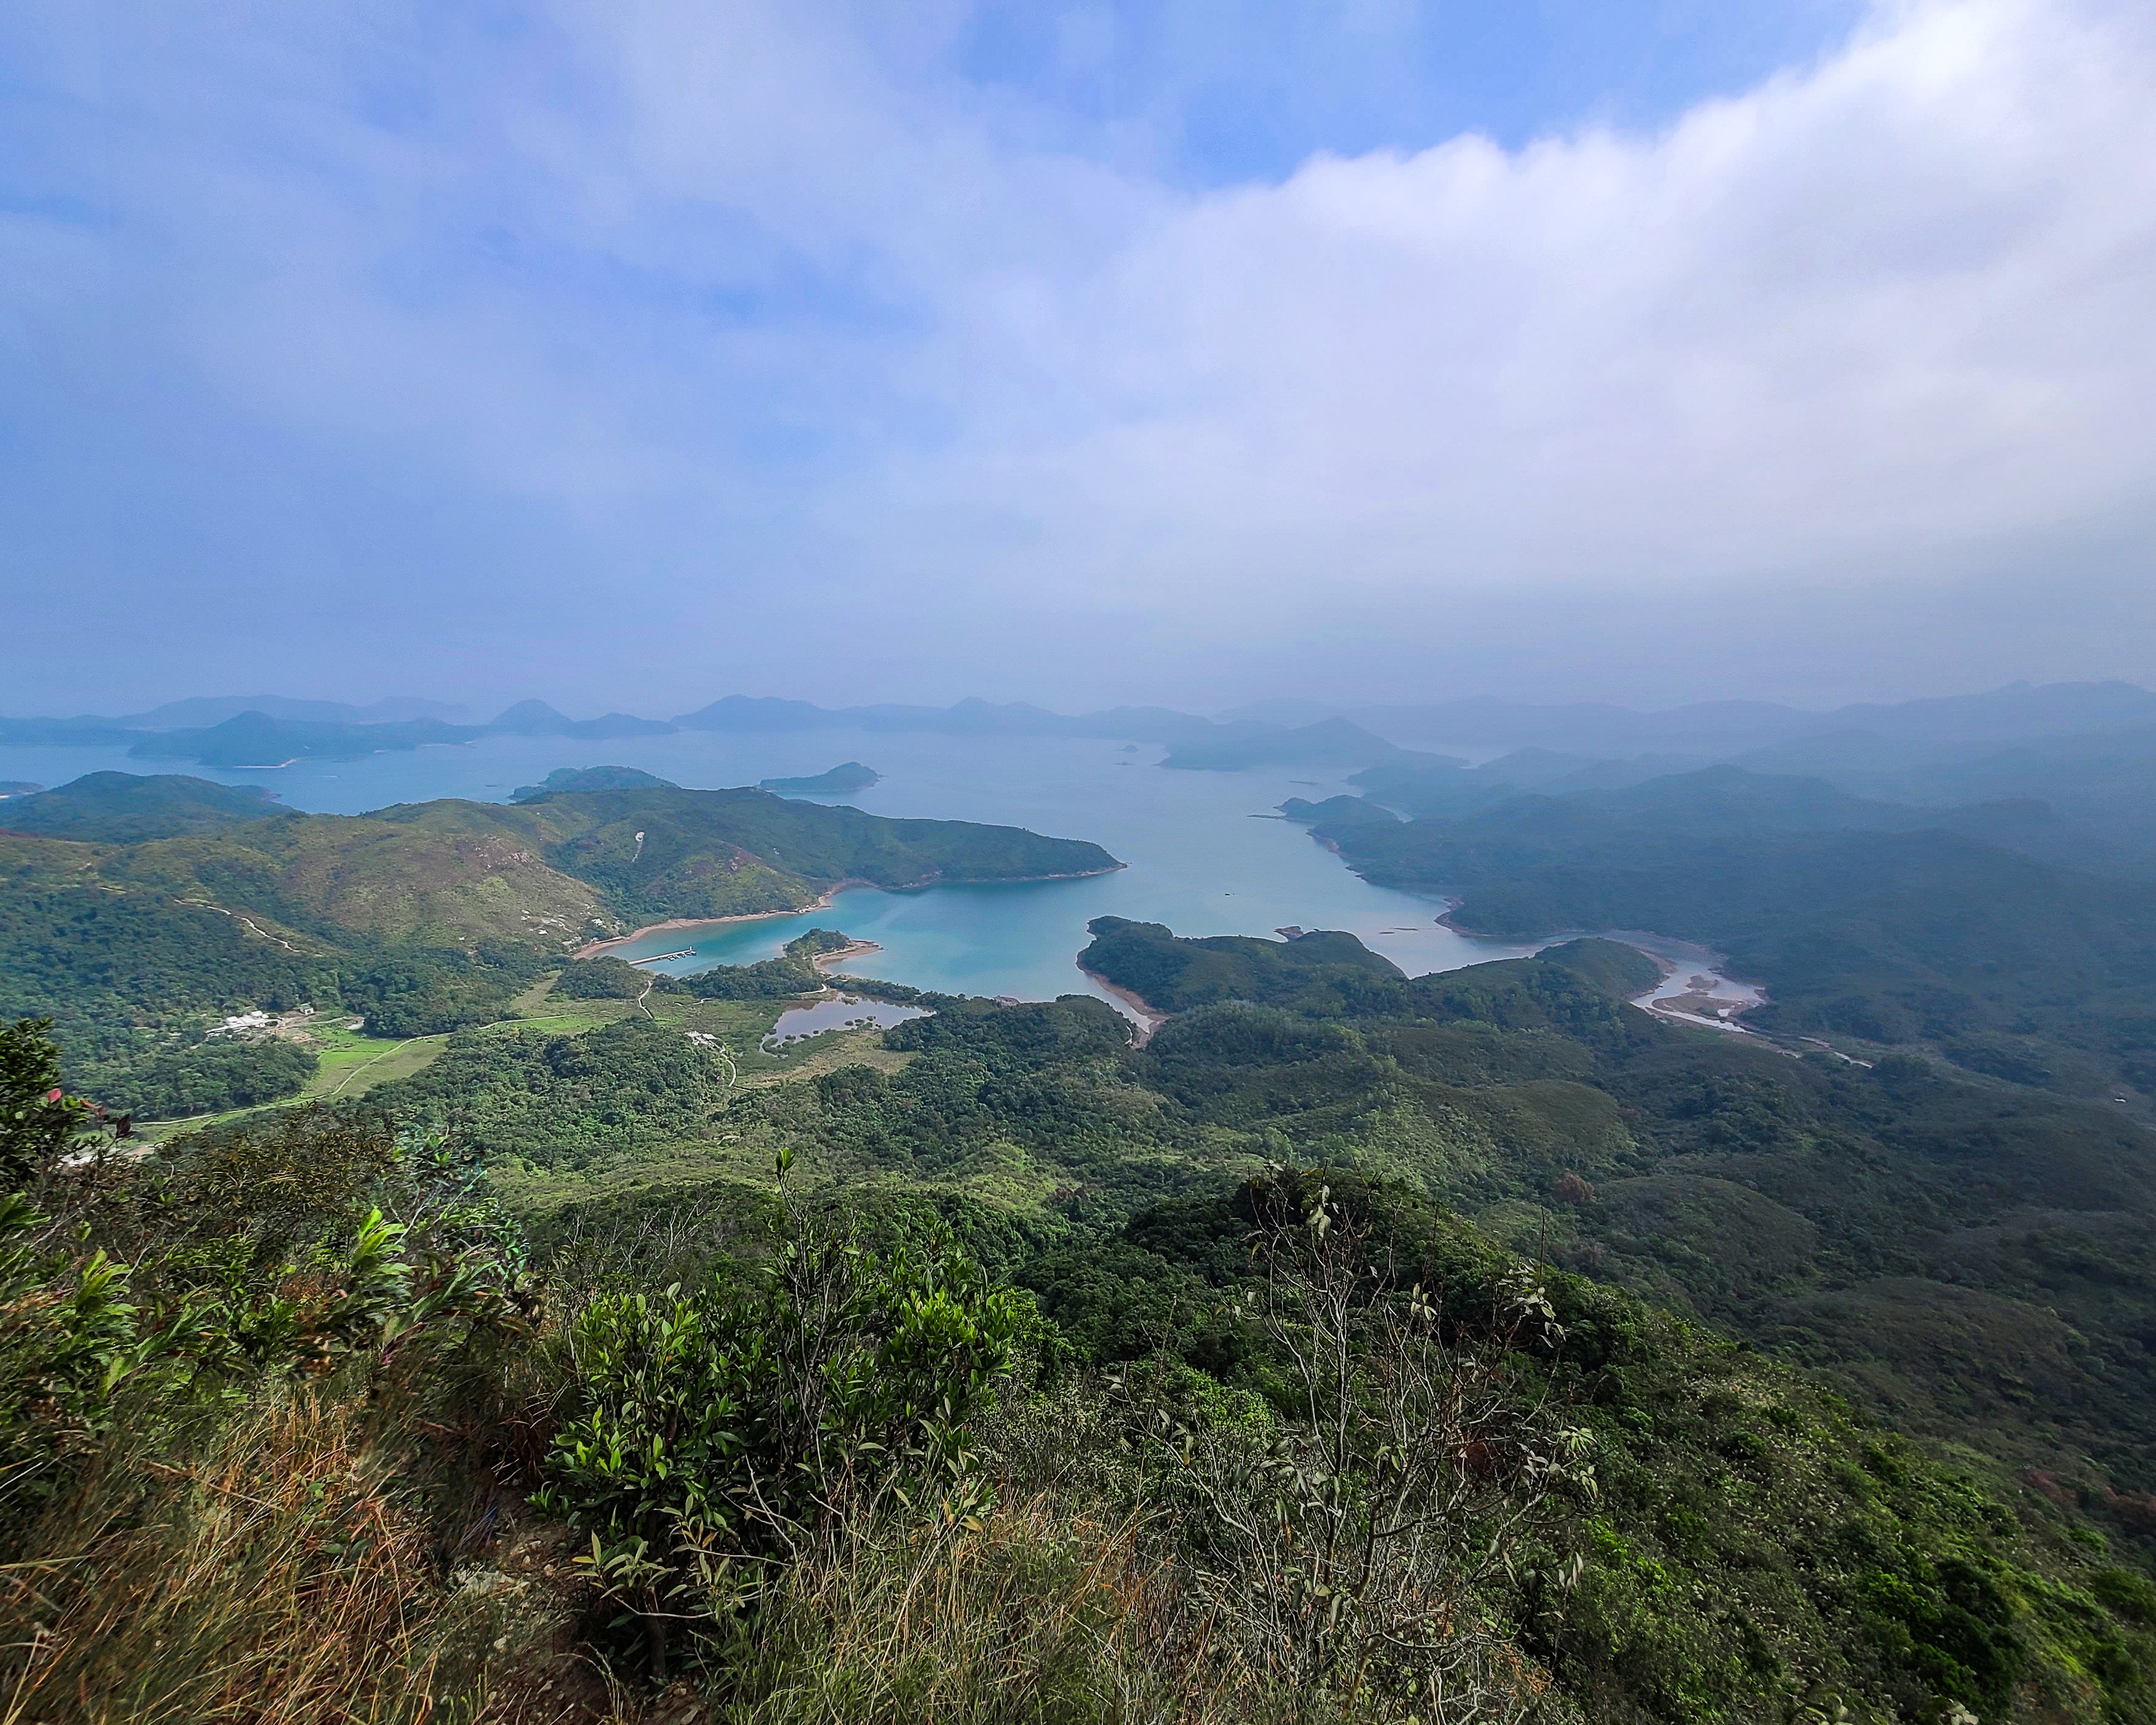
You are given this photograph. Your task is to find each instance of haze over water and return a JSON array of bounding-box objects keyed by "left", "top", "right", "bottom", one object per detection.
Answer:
[{"left": 0, "top": 730, "right": 1542, "bottom": 1007}]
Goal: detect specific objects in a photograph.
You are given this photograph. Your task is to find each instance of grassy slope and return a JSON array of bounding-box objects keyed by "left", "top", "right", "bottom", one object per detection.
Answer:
[
  {"left": 11, "top": 783, "right": 1122, "bottom": 960},
  {"left": 0, "top": 784, "right": 1122, "bottom": 1110},
  {"left": 483, "top": 786, "right": 1121, "bottom": 923}
]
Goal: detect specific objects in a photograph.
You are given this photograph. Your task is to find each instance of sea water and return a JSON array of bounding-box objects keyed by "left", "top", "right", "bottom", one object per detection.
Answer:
[{"left": 0, "top": 728, "right": 1544, "bottom": 1009}]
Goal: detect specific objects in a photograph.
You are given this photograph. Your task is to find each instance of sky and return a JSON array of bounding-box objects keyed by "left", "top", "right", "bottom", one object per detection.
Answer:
[{"left": 4, "top": 0, "right": 2155, "bottom": 718}]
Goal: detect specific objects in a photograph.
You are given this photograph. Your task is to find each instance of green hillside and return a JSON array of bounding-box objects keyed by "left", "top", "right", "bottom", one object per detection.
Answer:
[
  {"left": 0, "top": 779, "right": 1119, "bottom": 1118},
  {"left": 1078, "top": 914, "right": 1409, "bottom": 1011},
  {"left": 1303, "top": 772, "right": 2156, "bottom": 1098},
  {"left": 1080, "top": 925, "right": 2156, "bottom": 1506},
  {"left": 0, "top": 771, "right": 283, "bottom": 842},
  {"left": 9, "top": 770, "right": 2156, "bottom": 1718},
  {"left": 758, "top": 761, "right": 881, "bottom": 793},
  {"left": 488, "top": 784, "right": 1119, "bottom": 922},
  {"left": 10, "top": 976, "right": 2156, "bottom": 1721}
]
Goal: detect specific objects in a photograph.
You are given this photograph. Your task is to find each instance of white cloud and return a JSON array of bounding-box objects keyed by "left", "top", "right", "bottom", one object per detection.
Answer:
[
  {"left": 3, "top": 0, "right": 2155, "bottom": 707},
  {"left": 872, "top": 0, "right": 2156, "bottom": 616}
]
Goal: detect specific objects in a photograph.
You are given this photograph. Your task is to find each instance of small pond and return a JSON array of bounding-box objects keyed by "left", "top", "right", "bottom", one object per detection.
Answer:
[{"left": 762, "top": 995, "right": 930, "bottom": 1050}]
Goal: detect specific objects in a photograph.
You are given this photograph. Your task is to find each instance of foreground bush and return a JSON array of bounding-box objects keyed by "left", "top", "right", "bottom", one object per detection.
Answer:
[{"left": 535, "top": 1154, "right": 1041, "bottom": 1680}]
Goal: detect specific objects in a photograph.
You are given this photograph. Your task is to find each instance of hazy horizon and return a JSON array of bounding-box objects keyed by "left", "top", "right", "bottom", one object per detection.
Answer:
[{"left": 16, "top": 674, "right": 2156, "bottom": 731}]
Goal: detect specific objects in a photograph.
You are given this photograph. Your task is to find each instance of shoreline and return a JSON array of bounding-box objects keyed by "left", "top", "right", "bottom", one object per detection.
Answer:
[
  {"left": 572, "top": 881, "right": 868, "bottom": 958},
  {"left": 572, "top": 864, "right": 1123, "bottom": 961},
  {"left": 1432, "top": 909, "right": 1772, "bottom": 1035},
  {"left": 1079, "top": 965, "right": 1170, "bottom": 1048},
  {"left": 809, "top": 939, "right": 883, "bottom": 974}
]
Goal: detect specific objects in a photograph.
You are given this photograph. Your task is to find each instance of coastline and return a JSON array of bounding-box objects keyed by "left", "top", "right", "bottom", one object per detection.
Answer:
[
  {"left": 572, "top": 881, "right": 868, "bottom": 958},
  {"left": 809, "top": 939, "right": 882, "bottom": 974},
  {"left": 1429, "top": 908, "right": 1772, "bottom": 1036},
  {"left": 574, "top": 863, "right": 1123, "bottom": 961},
  {"left": 1079, "top": 965, "right": 1170, "bottom": 1048}
]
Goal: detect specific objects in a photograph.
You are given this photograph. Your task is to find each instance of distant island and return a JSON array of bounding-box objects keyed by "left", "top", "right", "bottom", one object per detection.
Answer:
[
  {"left": 511, "top": 765, "right": 678, "bottom": 802},
  {"left": 758, "top": 762, "right": 880, "bottom": 795}
]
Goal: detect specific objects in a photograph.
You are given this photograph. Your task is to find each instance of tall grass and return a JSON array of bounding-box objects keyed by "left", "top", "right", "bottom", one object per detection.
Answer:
[
  {"left": 0, "top": 1390, "right": 477, "bottom": 1725},
  {"left": 719, "top": 1497, "right": 1268, "bottom": 1725}
]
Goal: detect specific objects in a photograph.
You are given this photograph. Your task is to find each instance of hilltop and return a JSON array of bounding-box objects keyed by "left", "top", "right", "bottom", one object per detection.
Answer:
[{"left": 0, "top": 771, "right": 282, "bottom": 842}]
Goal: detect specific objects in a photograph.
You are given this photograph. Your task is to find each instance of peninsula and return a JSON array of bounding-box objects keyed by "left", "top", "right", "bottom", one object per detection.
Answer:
[
  {"left": 757, "top": 761, "right": 880, "bottom": 795},
  {"left": 0, "top": 770, "right": 1121, "bottom": 1115}
]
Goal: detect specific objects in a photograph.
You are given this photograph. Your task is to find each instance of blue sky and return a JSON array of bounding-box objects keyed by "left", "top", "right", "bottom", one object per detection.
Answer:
[
  {"left": 953, "top": 0, "right": 1863, "bottom": 180},
  {"left": 4, "top": 0, "right": 2154, "bottom": 717}
]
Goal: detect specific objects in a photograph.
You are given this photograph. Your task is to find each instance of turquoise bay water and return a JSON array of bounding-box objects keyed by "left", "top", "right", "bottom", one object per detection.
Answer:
[{"left": 0, "top": 729, "right": 1543, "bottom": 1007}]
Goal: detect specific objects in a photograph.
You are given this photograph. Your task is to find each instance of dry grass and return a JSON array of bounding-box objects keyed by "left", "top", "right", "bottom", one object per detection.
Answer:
[
  {"left": 0, "top": 1391, "right": 478, "bottom": 1725},
  {"left": 719, "top": 1496, "right": 1286, "bottom": 1725}
]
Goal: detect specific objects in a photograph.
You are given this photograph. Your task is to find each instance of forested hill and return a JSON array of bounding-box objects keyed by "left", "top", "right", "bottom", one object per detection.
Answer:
[
  {"left": 5, "top": 775, "right": 1119, "bottom": 940},
  {"left": 1079, "top": 915, "right": 1412, "bottom": 1013},
  {"left": 1071, "top": 922, "right": 2156, "bottom": 1537},
  {"left": 491, "top": 783, "right": 1118, "bottom": 923},
  {"left": 0, "top": 770, "right": 282, "bottom": 842},
  {"left": 1295, "top": 769, "right": 2156, "bottom": 1101},
  {"left": 13, "top": 938, "right": 2156, "bottom": 1718},
  {"left": 0, "top": 775, "right": 1118, "bottom": 1113}
]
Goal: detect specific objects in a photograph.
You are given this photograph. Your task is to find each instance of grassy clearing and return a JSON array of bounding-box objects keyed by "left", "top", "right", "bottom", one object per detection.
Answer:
[
  {"left": 135, "top": 987, "right": 664, "bottom": 1144},
  {"left": 492, "top": 1136, "right": 779, "bottom": 1215}
]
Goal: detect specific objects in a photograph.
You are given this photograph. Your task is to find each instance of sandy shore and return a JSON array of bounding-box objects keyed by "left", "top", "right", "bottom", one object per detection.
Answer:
[
  {"left": 1080, "top": 966, "right": 1170, "bottom": 1048},
  {"left": 809, "top": 939, "right": 883, "bottom": 973},
  {"left": 573, "top": 882, "right": 866, "bottom": 959}
]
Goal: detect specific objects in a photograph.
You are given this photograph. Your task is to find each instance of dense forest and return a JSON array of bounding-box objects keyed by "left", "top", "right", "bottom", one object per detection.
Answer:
[{"left": 1295, "top": 767, "right": 2156, "bottom": 1100}]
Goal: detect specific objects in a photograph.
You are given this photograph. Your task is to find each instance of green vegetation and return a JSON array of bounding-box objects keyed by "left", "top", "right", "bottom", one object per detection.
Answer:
[
  {"left": 1304, "top": 767, "right": 2156, "bottom": 1098},
  {"left": 0, "top": 777, "right": 1116, "bottom": 1114},
  {"left": 758, "top": 761, "right": 881, "bottom": 794},
  {"left": 1080, "top": 914, "right": 1410, "bottom": 1013},
  {"left": 552, "top": 953, "right": 658, "bottom": 998},
  {"left": 784, "top": 925, "right": 858, "bottom": 957},
  {"left": 1082, "top": 924, "right": 2156, "bottom": 1511},
  {"left": 7, "top": 1011, "right": 2155, "bottom": 1722},
  {"left": 371, "top": 1015, "right": 732, "bottom": 1167},
  {"left": 511, "top": 764, "right": 678, "bottom": 801},
  {"left": 12, "top": 744, "right": 2156, "bottom": 1717},
  {"left": 496, "top": 784, "right": 1119, "bottom": 924},
  {"left": 89, "top": 1036, "right": 318, "bottom": 1120},
  {"left": 0, "top": 772, "right": 280, "bottom": 841}
]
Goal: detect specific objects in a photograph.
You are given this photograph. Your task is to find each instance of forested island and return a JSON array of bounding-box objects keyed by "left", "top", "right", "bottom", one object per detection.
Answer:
[{"left": 758, "top": 761, "right": 880, "bottom": 794}]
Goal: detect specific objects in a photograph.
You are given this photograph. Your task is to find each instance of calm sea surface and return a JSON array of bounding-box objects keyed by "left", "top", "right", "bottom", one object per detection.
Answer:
[{"left": 0, "top": 730, "right": 1543, "bottom": 1008}]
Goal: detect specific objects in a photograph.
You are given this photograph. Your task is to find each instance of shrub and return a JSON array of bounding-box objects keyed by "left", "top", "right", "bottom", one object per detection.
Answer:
[{"left": 534, "top": 1159, "right": 1041, "bottom": 1680}]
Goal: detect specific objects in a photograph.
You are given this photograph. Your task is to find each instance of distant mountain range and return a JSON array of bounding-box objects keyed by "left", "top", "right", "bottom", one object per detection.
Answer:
[
  {"left": 1220, "top": 680, "right": 2156, "bottom": 754},
  {"left": 6, "top": 682, "right": 2156, "bottom": 787}
]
